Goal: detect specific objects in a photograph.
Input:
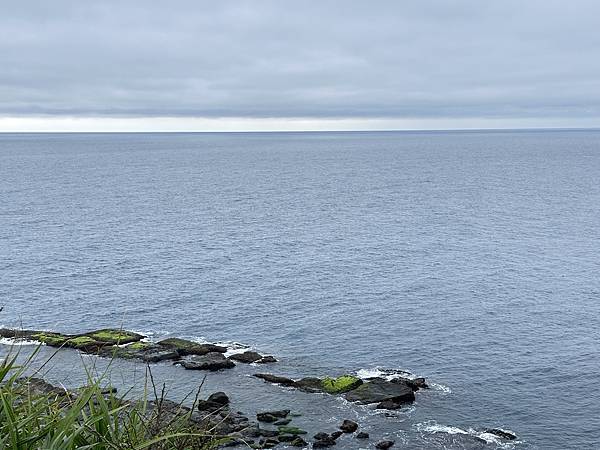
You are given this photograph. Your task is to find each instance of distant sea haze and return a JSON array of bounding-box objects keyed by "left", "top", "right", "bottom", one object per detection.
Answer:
[{"left": 1, "top": 130, "right": 599, "bottom": 449}]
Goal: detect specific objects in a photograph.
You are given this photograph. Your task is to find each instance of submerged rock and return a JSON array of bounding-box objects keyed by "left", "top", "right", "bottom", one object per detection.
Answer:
[
  {"left": 376, "top": 440, "right": 395, "bottom": 449},
  {"left": 277, "top": 426, "right": 307, "bottom": 435},
  {"left": 179, "top": 352, "right": 235, "bottom": 371},
  {"left": 257, "top": 409, "right": 290, "bottom": 422},
  {"left": 485, "top": 429, "right": 517, "bottom": 440},
  {"left": 344, "top": 378, "right": 415, "bottom": 405},
  {"left": 313, "top": 434, "right": 337, "bottom": 447},
  {"left": 356, "top": 431, "right": 369, "bottom": 439},
  {"left": 253, "top": 373, "right": 296, "bottom": 386},
  {"left": 290, "top": 437, "right": 308, "bottom": 447},
  {"left": 339, "top": 419, "right": 359, "bottom": 433}
]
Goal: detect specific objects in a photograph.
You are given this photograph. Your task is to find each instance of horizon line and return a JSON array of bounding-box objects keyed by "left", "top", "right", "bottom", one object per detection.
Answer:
[{"left": 1, "top": 126, "right": 599, "bottom": 134}]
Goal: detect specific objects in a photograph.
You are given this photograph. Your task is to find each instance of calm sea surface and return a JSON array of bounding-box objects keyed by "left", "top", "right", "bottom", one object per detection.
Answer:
[{"left": 1, "top": 131, "right": 599, "bottom": 449}]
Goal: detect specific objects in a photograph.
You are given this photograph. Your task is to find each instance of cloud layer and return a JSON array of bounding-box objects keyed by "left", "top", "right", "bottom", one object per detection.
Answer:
[{"left": 2, "top": 1, "right": 600, "bottom": 124}]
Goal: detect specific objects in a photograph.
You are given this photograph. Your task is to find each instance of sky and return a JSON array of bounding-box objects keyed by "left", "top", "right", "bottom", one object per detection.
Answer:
[{"left": 1, "top": 1, "right": 599, "bottom": 132}]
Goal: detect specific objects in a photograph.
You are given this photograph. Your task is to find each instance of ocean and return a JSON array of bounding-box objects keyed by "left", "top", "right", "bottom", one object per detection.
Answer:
[{"left": 1, "top": 130, "right": 599, "bottom": 448}]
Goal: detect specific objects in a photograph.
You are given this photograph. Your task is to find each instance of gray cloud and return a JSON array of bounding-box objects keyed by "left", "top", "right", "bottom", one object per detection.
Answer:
[{"left": 2, "top": 1, "right": 600, "bottom": 121}]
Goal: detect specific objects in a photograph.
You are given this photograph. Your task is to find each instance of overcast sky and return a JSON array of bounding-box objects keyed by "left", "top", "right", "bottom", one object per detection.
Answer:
[{"left": 1, "top": 1, "right": 599, "bottom": 131}]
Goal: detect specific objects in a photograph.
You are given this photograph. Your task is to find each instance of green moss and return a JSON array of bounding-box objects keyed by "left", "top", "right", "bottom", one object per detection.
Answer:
[
  {"left": 277, "top": 426, "right": 307, "bottom": 435},
  {"left": 320, "top": 375, "right": 363, "bottom": 394},
  {"left": 67, "top": 336, "right": 98, "bottom": 348},
  {"left": 88, "top": 329, "right": 141, "bottom": 344},
  {"left": 127, "top": 341, "right": 150, "bottom": 351},
  {"left": 32, "top": 333, "right": 68, "bottom": 347}
]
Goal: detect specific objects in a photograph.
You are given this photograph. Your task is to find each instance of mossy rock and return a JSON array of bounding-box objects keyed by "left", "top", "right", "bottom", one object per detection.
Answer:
[
  {"left": 32, "top": 333, "right": 69, "bottom": 347},
  {"left": 320, "top": 375, "right": 363, "bottom": 394},
  {"left": 127, "top": 341, "right": 151, "bottom": 350},
  {"left": 86, "top": 329, "right": 144, "bottom": 345},
  {"left": 66, "top": 336, "right": 102, "bottom": 349},
  {"left": 157, "top": 338, "right": 227, "bottom": 356},
  {"left": 277, "top": 426, "right": 307, "bottom": 435}
]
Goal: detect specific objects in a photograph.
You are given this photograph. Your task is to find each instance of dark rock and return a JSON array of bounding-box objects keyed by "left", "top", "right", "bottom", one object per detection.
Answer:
[
  {"left": 253, "top": 373, "right": 296, "bottom": 386},
  {"left": 376, "top": 400, "right": 403, "bottom": 410},
  {"left": 157, "top": 337, "right": 227, "bottom": 356},
  {"left": 485, "top": 429, "right": 517, "bottom": 440},
  {"left": 376, "top": 440, "right": 395, "bottom": 449},
  {"left": 229, "top": 351, "right": 263, "bottom": 363},
  {"left": 314, "top": 432, "right": 330, "bottom": 440},
  {"left": 257, "top": 413, "right": 278, "bottom": 423},
  {"left": 179, "top": 352, "right": 235, "bottom": 371},
  {"left": 344, "top": 378, "right": 415, "bottom": 405},
  {"left": 394, "top": 376, "right": 428, "bottom": 391},
  {"left": 258, "top": 355, "right": 277, "bottom": 363},
  {"left": 356, "top": 431, "right": 369, "bottom": 439},
  {"left": 278, "top": 434, "right": 297, "bottom": 442},
  {"left": 340, "top": 419, "right": 358, "bottom": 433},
  {"left": 258, "top": 437, "right": 279, "bottom": 448},
  {"left": 274, "top": 418, "right": 291, "bottom": 425},
  {"left": 207, "top": 391, "right": 229, "bottom": 406},
  {"left": 142, "top": 349, "right": 180, "bottom": 363},
  {"left": 313, "top": 436, "right": 337, "bottom": 447},
  {"left": 330, "top": 431, "right": 343, "bottom": 440},
  {"left": 277, "top": 426, "right": 307, "bottom": 435},
  {"left": 294, "top": 377, "right": 324, "bottom": 392},
  {"left": 290, "top": 437, "right": 308, "bottom": 447},
  {"left": 258, "top": 429, "right": 280, "bottom": 438},
  {"left": 264, "top": 409, "right": 290, "bottom": 418}
]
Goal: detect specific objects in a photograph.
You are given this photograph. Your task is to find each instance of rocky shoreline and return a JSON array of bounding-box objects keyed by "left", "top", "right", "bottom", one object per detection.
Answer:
[{"left": 0, "top": 327, "right": 517, "bottom": 448}]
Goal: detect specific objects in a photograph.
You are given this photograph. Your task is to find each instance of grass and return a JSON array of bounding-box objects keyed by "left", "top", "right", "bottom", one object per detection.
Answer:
[{"left": 0, "top": 346, "right": 230, "bottom": 450}]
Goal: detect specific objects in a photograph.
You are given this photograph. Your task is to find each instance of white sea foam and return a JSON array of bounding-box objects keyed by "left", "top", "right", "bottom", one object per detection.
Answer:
[
  {"left": 188, "top": 336, "right": 252, "bottom": 356},
  {"left": 356, "top": 367, "right": 452, "bottom": 393},
  {"left": 356, "top": 367, "right": 415, "bottom": 381},
  {"left": 0, "top": 337, "right": 41, "bottom": 346},
  {"left": 415, "top": 421, "right": 517, "bottom": 447}
]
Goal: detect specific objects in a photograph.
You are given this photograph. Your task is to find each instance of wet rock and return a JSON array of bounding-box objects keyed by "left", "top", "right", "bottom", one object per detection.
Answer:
[
  {"left": 340, "top": 419, "right": 359, "bottom": 433},
  {"left": 258, "top": 429, "right": 280, "bottom": 438},
  {"left": 314, "top": 432, "right": 330, "bottom": 440},
  {"left": 229, "top": 351, "right": 263, "bottom": 363},
  {"left": 344, "top": 378, "right": 415, "bottom": 405},
  {"left": 277, "top": 426, "right": 307, "bottom": 435},
  {"left": 254, "top": 373, "right": 296, "bottom": 386},
  {"left": 392, "top": 376, "right": 428, "bottom": 391},
  {"left": 274, "top": 418, "right": 291, "bottom": 425},
  {"left": 294, "top": 377, "right": 324, "bottom": 392},
  {"left": 330, "top": 431, "right": 343, "bottom": 440},
  {"left": 207, "top": 391, "right": 229, "bottom": 406},
  {"left": 278, "top": 434, "right": 297, "bottom": 442},
  {"left": 290, "top": 437, "right": 308, "bottom": 447},
  {"left": 356, "top": 431, "right": 369, "bottom": 439},
  {"left": 376, "top": 400, "right": 403, "bottom": 410},
  {"left": 257, "top": 413, "right": 278, "bottom": 423},
  {"left": 258, "top": 355, "right": 277, "bottom": 363},
  {"left": 313, "top": 435, "right": 337, "bottom": 447},
  {"left": 257, "top": 437, "right": 279, "bottom": 448},
  {"left": 157, "top": 337, "right": 227, "bottom": 356},
  {"left": 179, "top": 352, "right": 235, "bottom": 371},
  {"left": 375, "top": 440, "right": 395, "bottom": 449},
  {"left": 485, "top": 429, "right": 517, "bottom": 440}
]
